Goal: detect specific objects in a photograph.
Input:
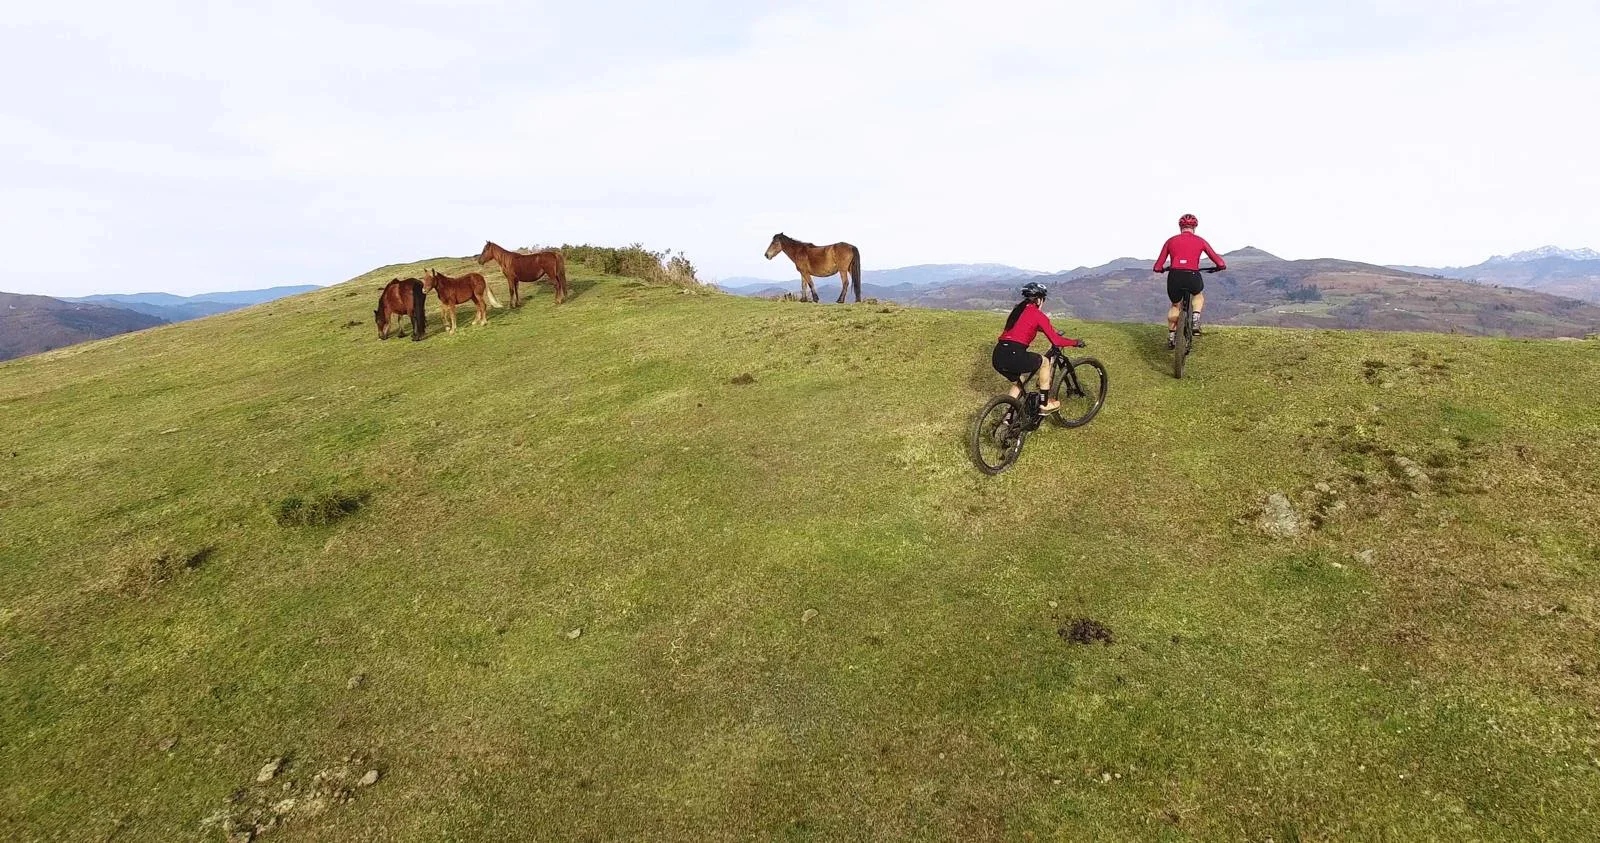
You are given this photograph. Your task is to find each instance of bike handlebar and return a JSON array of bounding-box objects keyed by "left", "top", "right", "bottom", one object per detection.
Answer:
[{"left": 1049, "top": 342, "right": 1085, "bottom": 357}]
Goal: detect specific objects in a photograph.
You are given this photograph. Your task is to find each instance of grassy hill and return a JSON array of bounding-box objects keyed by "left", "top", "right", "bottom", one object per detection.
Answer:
[{"left": 2, "top": 257, "right": 1598, "bottom": 840}]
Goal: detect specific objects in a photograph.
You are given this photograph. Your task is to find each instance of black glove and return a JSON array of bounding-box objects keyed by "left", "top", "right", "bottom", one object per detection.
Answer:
[{"left": 1074, "top": 339, "right": 1087, "bottom": 349}]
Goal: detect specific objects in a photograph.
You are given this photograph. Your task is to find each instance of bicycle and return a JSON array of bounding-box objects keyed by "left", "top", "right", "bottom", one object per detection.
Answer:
[
  {"left": 969, "top": 345, "right": 1108, "bottom": 475},
  {"left": 1157, "top": 266, "right": 1223, "bottom": 379}
]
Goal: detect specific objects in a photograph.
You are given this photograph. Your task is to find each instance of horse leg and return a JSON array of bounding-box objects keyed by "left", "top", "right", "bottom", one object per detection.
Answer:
[
  {"left": 444, "top": 303, "right": 457, "bottom": 334},
  {"left": 509, "top": 277, "right": 519, "bottom": 308},
  {"left": 800, "top": 272, "right": 815, "bottom": 303},
  {"left": 836, "top": 271, "right": 848, "bottom": 304},
  {"left": 475, "top": 295, "right": 488, "bottom": 325}
]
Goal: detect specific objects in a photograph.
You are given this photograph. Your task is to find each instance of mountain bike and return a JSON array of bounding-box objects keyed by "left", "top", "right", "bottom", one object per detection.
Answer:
[
  {"left": 1157, "top": 266, "right": 1224, "bottom": 379},
  {"left": 969, "top": 346, "right": 1108, "bottom": 475}
]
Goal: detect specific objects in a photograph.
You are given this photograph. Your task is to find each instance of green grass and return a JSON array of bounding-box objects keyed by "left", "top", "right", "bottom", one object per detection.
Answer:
[{"left": 2, "top": 258, "right": 1599, "bottom": 840}]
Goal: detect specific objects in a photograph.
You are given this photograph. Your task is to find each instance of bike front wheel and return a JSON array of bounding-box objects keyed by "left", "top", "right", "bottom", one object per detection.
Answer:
[
  {"left": 970, "top": 395, "right": 1027, "bottom": 475},
  {"left": 1052, "top": 357, "right": 1108, "bottom": 428}
]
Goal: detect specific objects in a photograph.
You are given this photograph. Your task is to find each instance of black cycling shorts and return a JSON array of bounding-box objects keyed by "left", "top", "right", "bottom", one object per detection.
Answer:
[
  {"left": 991, "top": 340, "right": 1041, "bottom": 383},
  {"left": 1167, "top": 269, "right": 1205, "bottom": 304}
]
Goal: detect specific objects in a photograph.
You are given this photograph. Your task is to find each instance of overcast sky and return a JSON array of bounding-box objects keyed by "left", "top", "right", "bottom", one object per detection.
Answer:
[{"left": 3, "top": 1, "right": 1597, "bottom": 295}]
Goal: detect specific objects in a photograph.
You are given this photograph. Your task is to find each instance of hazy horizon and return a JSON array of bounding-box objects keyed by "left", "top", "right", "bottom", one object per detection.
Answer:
[{"left": 4, "top": 1, "right": 1597, "bottom": 296}]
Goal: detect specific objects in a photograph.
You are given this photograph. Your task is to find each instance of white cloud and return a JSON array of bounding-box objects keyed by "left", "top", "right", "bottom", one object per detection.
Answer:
[{"left": 1, "top": 0, "right": 1596, "bottom": 294}]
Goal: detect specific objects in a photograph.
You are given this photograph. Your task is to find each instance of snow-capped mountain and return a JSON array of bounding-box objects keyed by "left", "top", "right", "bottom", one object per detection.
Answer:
[
  {"left": 1484, "top": 246, "right": 1600, "bottom": 264},
  {"left": 1387, "top": 246, "right": 1600, "bottom": 303}
]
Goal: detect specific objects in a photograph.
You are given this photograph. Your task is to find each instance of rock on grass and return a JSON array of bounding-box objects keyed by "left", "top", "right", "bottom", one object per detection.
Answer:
[
  {"left": 1257, "top": 492, "right": 1304, "bottom": 538},
  {"left": 257, "top": 758, "right": 284, "bottom": 783}
]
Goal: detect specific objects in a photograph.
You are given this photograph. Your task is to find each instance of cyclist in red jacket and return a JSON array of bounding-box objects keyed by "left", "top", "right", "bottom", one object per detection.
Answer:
[
  {"left": 991, "top": 282, "right": 1085, "bottom": 415},
  {"left": 1153, "top": 213, "right": 1226, "bottom": 348}
]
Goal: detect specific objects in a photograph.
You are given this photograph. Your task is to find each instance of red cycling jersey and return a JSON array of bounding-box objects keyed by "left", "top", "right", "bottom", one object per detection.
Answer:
[
  {"left": 1154, "top": 232, "right": 1226, "bottom": 273},
  {"left": 998, "top": 302, "right": 1080, "bottom": 347}
]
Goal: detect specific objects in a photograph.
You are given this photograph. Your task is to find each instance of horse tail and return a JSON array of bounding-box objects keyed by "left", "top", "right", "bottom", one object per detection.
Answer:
[
  {"left": 409, "top": 279, "right": 426, "bottom": 340},
  {"left": 484, "top": 281, "right": 503, "bottom": 309},
  {"left": 850, "top": 246, "right": 862, "bottom": 301},
  {"left": 555, "top": 253, "right": 569, "bottom": 302}
]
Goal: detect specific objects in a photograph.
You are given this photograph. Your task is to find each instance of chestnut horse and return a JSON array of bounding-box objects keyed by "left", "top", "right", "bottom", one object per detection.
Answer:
[
  {"left": 422, "top": 268, "right": 501, "bottom": 333},
  {"left": 477, "top": 241, "right": 568, "bottom": 306},
  {"left": 374, "top": 278, "right": 426, "bottom": 341},
  {"left": 764, "top": 233, "right": 862, "bottom": 303}
]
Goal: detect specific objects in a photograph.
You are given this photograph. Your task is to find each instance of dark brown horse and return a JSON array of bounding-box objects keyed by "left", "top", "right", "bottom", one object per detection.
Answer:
[
  {"left": 477, "top": 241, "right": 568, "bottom": 306},
  {"left": 374, "top": 278, "right": 426, "bottom": 341},
  {"left": 764, "top": 233, "right": 862, "bottom": 303},
  {"left": 422, "top": 268, "right": 501, "bottom": 333}
]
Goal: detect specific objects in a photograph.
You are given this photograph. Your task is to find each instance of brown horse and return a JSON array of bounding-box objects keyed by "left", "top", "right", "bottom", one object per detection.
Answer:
[
  {"left": 764, "top": 233, "right": 862, "bottom": 303},
  {"left": 374, "top": 278, "right": 426, "bottom": 341},
  {"left": 477, "top": 241, "right": 568, "bottom": 306},
  {"left": 422, "top": 268, "right": 501, "bottom": 333}
]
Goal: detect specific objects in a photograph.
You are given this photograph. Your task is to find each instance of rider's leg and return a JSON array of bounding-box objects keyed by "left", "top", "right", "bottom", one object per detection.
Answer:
[
  {"left": 1037, "top": 356, "right": 1059, "bottom": 413},
  {"left": 1191, "top": 291, "right": 1206, "bottom": 334}
]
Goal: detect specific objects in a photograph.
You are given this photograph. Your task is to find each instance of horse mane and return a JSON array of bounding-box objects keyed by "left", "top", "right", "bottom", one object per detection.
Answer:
[{"left": 777, "top": 233, "right": 817, "bottom": 249}]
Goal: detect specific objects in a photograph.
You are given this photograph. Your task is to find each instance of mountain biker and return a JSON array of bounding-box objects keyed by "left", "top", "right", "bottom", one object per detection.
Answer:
[
  {"left": 992, "top": 282, "right": 1085, "bottom": 415},
  {"left": 1153, "top": 213, "right": 1226, "bottom": 348}
]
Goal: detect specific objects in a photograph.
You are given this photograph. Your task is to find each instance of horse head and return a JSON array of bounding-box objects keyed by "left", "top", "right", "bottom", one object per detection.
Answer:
[
  {"left": 421, "top": 269, "right": 439, "bottom": 291},
  {"left": 476, "top": 241, "right": 496, "bottom": 264},
  {"left": 374, "top": 305, "right": 389, "bottom": 340},
  {"left": 764, "top": 233, "right": 786, "bottom": 260}
]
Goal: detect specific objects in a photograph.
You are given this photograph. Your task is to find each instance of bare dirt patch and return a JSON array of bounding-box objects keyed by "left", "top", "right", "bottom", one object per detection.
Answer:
[
  {"left": 1059, "top": 618, "right": 1114, "bottom": 646},
  {"left": 119, "top": 546, "right": 214, "bottom": 597}
]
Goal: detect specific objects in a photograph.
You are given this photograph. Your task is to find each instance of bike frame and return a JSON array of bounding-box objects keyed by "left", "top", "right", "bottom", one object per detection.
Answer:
[{"left": 1009, "top": 348, "right": 1086, "bottom": 426}]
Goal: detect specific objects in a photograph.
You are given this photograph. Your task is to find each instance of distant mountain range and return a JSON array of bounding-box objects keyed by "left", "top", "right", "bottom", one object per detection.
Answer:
[
  {"left": 729, "top": 247, "right": 1600, "bottom": 339},
  {"left": 62, "top": 285, "right": 322, "bottom": 322},
  {"left": 1, "top": 293, "right": 167, "bottom": 362},
  {"left": 2, "top": 285, "right": 322, "bottom": 362},
  {"left": 718, "top": 263, "right": 1040, "bottom": 295},
  {"left": 1388, "top": 246, "right": 1600, "bottom": 303},
  {"left": 1487, "top": 246, "right": 1600, "bottom": 263}
]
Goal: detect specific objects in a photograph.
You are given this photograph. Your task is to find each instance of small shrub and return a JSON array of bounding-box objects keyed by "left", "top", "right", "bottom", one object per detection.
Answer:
[
  {"left": 538, "top": 243, "right": 704, "bottom": 288},
  {"left": 273, "top": 490, "right": 370, "bottom": 527}
]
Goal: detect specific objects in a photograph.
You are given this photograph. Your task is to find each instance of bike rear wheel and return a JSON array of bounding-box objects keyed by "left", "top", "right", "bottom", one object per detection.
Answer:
[
  {"left": 1173, "top": 296, "right": 1192, "bottom": 379},
  {"left": 1052, "top": 357, "right": 1108, "bottom": 428},
  {"left": 970, "top": 395, "right": 1027, "bottom": 475}
]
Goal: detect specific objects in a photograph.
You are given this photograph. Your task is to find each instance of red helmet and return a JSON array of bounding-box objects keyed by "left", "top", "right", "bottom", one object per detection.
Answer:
[{"left": 1178, "top": 214, "right": 1199, "bottom": 230}]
